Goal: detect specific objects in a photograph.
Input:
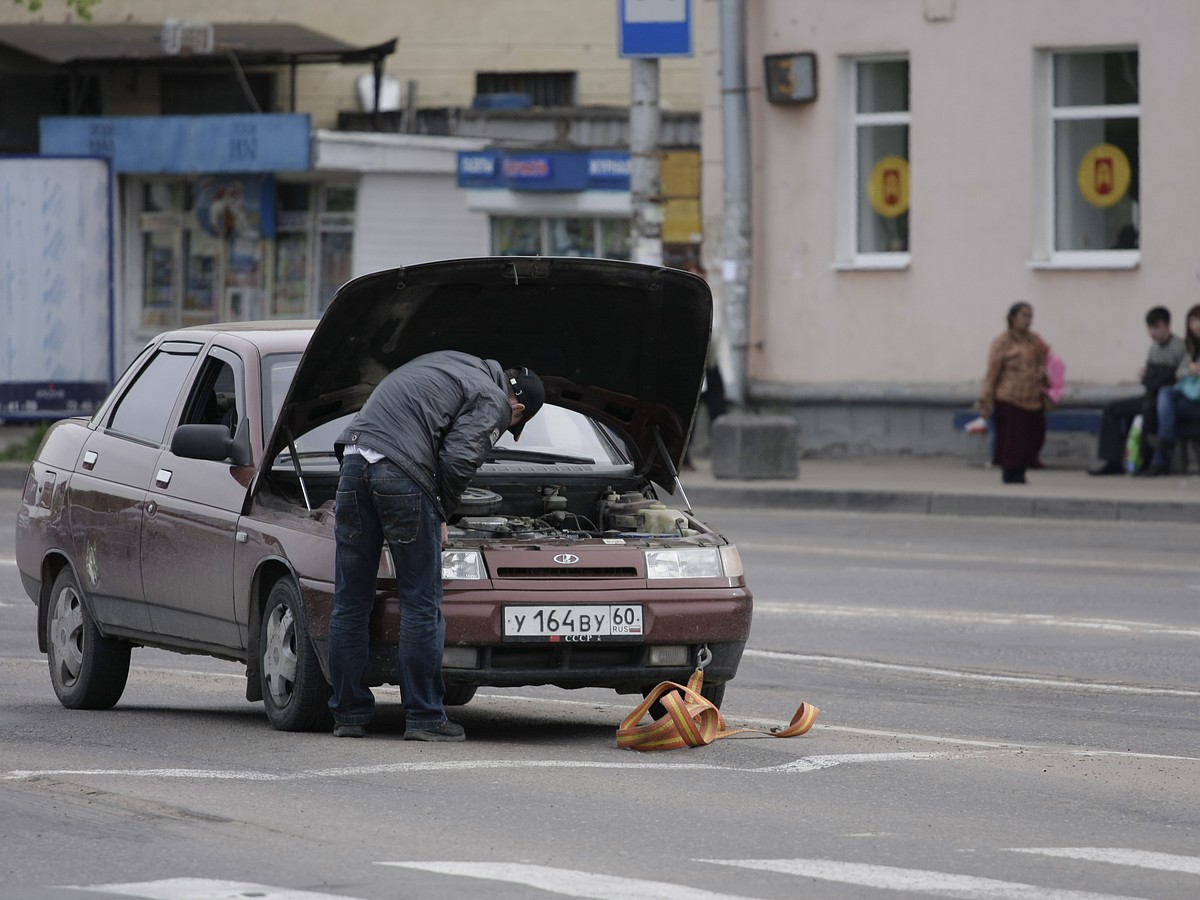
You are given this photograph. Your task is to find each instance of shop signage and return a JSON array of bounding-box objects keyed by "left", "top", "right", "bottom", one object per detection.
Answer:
[
  {"left": 457, "top": 150, "right": 630, "bottom": 192},
  {"left": 40, "top": 114, "right": 311, "bottom": 174},
  {"left": 1077, "top": 143, "right": 1131, "bottom": 208}
]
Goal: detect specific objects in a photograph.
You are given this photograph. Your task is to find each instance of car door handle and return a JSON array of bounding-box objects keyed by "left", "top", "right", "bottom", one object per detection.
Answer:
[
  {"left": 155, "top": 469, "right": 172, "bottom": 488},
  {"left": 82, "top": 450, "right": 97, "bottom": 470}
]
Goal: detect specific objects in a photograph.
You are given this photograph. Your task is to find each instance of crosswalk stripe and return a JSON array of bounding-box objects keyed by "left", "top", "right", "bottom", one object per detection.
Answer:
[
  {"left": 64, "top": 877, "right": 352, "bottom": 899},
  {"left": 696, "top": 858, "right": 1151, "bottom": 900},
  {"left": 378, "top": 862, "right": 757, "bottom": 900},
  {"left": 1009, "top": 848, "right": 1200, "bottom": 875}
]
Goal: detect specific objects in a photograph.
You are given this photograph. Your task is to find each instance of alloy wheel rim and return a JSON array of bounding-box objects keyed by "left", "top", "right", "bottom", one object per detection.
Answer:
[{"left": 262, "top": 602, "right": 299, "bottom": 708}]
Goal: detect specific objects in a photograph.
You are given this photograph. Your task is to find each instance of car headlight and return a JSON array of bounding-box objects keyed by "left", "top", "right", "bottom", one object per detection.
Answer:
[
  {"left": 442, "top": 549, "right": 486, "bottom": 580},
  {"left": 644, "top": 547, "right": 723, "bottom": 579}
]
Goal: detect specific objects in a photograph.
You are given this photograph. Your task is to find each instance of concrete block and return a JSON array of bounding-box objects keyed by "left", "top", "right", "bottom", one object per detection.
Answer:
[{"left": 711, "top": 411, "right": 800, "bottom": 480}]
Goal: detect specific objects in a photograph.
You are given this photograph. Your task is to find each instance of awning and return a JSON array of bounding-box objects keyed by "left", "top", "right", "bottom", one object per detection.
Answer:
[{"left": 0, "top": 22, "right": 395, "bottom": 67}]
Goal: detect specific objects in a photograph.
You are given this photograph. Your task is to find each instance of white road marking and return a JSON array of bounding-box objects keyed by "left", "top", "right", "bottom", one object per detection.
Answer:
[
  {"left": 0, "top": 555, "right": 16, "bottom": 567},
  {"left": 697, "top": 858, "right": 1151, "bottom": 900},
  {"left": 66, "top": 878, "right": 353, "bottom": 899},
  {"left": 754, "top": 601, "right": 1200, "bottom": 639},
  {"left": 745, "top": 648, "right": 1200, "bottom": 698},
  {"left": 740, "top": 540, "right": 1200, "bottom": 574},
  {"left": 2, "top": 752, "right": 950, "bottom": 783},
  {"left": 1009, "top": 847, "right": 1200, "bottom": 875},
  {"left": 378, "top": 861, "right": 757, "bottom": 900}
]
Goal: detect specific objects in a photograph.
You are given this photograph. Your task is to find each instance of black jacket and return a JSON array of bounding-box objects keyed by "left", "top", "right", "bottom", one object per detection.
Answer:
[{"left": 335, "top": 351, "right": 511, "bottom": 521}]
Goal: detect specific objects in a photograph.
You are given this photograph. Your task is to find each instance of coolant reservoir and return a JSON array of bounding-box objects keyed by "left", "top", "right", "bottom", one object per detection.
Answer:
[{"left": 638, "top": 504, "right": 692, "bottom": 535}]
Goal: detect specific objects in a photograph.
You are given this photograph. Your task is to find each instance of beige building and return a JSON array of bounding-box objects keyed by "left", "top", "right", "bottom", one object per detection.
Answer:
[
  {"left": 698, "top": 0, "right": 1200, "bottom": 457},
  {"left": 0, "top": 1, "right": 703, "bottom": 386}
]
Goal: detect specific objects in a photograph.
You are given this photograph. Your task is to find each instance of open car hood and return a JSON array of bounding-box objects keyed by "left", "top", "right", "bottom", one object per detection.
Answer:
[{"left": 264, "top": 257, "right": 713, "bottom": 487}]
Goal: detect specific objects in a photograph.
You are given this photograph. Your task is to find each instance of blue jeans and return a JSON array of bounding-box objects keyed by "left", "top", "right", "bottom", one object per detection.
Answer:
[
  {"left": 327, "top": 454, "right": 447, "bottom": 730},
  {"left": 1152, "top": 385, "right": 1200, "bottom": 467}
]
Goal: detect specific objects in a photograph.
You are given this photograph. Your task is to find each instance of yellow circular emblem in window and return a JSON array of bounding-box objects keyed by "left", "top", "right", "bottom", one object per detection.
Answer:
[
  {"left": 867, "top": 156, "right": 910, "bottom": 218},
  {"left": 1077, "top": 143, "right": 1131, "bottom": 208}
]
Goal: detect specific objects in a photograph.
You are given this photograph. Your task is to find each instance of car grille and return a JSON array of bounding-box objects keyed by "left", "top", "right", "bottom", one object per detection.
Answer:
[{"left": 494, "top": 566, "right": 639, "bottom": 578}]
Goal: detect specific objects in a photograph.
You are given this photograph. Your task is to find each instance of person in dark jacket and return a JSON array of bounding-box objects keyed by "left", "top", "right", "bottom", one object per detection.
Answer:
[{"left": 327, "top": 351, "right": 544, "bottom": 740}]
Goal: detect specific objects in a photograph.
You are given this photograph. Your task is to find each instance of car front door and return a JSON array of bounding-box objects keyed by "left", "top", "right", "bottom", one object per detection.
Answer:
[
  {"left": 68, "top": 342, "right": 202, "bottom": 636},
  {"left": 141, "top": 347, "right": 254, "bottom": 651}
]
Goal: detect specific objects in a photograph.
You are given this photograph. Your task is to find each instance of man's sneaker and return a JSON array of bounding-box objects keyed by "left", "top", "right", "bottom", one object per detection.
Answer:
[
  {"left": 403, "top": 720, "right": 466, "bottom": 742},
  {"left": 333, "top": 723, "right": 367, "bottom": 738}
]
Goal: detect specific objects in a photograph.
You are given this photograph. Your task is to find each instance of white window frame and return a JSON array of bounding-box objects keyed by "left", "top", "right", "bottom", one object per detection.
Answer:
[
  {"left": 834, "top": 54, "right": 912, "bottom": 271},
  {"left": 1030, "top": 47, "right": 1140, "bottom": 271}
]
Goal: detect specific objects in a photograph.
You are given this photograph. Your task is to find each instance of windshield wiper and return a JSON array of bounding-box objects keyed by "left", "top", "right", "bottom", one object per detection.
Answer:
[{"left": 488, "top": 448, "right": 595, "bottom": 465}]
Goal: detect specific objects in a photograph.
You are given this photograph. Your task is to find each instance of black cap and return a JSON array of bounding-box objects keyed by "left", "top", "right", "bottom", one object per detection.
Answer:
[{"left": 508, "top": 367, "right": 545, "bottom": 441}]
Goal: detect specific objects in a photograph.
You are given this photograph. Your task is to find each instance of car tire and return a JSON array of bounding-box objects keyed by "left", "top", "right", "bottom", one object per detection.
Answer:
[
  {"left": 641, "top": 679, "right": 725, "bottom": 721},
  {"left": 45, "top": 568, "right": 131, "bottom": 710},
  {"left": 442, "top": 684, "right": 477, "bottom": 707},
  {"left": 259, "top": 578, "right": 332, "bottom": 732}
]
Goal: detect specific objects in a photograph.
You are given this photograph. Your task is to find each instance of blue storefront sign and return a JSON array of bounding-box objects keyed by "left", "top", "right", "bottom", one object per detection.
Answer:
[
  {"left": 457, "top": 149, "right": 630, "bottom": 192},
  {"left": 40, "top": 114, "right": 312, "bottom": 174}
]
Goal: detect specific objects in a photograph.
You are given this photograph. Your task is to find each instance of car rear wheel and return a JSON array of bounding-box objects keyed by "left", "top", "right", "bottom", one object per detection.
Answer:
[
  {"left": 641, "top": 680, "right": 725, "bottom": 721},
  {"left": 259, "top": 578, "right": 332, "bottom": 732},
  {"left": 442, "top": 684, "right": 477, "bottom": 707},
  {"left": 45, "top": 568, "right": 131, "bottom": 710}
]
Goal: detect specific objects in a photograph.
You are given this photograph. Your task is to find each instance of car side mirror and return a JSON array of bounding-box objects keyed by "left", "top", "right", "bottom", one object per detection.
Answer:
[{"left": 171, "top": 420, "right": 252, "bottom": 467}]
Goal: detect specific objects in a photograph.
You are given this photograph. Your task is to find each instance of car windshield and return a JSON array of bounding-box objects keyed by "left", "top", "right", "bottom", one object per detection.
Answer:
[{"left": 263, "top": 353, "right": 630, "bottom": 468}]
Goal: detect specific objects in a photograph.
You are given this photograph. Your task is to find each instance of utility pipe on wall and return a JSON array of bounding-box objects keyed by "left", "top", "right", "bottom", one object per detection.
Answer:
[{"left": 718, "top": 0, "right": 751, "bottom": 406}]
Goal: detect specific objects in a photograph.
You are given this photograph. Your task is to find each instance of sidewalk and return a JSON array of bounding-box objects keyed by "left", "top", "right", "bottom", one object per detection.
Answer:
[
  {"left": 677, "top": 456, "right": 1200, "bottom": 523},
  {"left": 3, "top": 444, "right": 1198, "bottom": 523}
]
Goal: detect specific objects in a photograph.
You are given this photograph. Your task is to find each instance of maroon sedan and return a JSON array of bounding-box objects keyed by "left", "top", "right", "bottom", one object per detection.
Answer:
[{"left": 15, "top": 257, "right": 752, "bottom": 731}]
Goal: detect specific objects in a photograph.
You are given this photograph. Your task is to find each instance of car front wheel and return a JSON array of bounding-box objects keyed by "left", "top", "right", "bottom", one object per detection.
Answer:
[
  {"left": 259, "top": 578, "right": 332, "bottom": 732},
  {"left": 45, "top": 568, "right": 131, "bottom": 710}
]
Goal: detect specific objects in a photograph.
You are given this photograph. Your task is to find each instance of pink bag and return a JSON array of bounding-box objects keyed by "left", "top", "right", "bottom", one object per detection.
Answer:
[{"left": 1045, "top": 350, "right": 1066, "bottom": 405}]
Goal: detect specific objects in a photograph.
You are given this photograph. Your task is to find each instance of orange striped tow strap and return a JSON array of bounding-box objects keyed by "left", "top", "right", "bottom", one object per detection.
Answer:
[{"left": 616, "top": 667, "right": 819, "bottom": 751}]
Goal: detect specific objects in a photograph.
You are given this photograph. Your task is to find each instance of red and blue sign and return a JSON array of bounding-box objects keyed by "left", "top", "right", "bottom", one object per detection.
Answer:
[{"left": 457, "top": 149, "right": 630, "bottom": 192}]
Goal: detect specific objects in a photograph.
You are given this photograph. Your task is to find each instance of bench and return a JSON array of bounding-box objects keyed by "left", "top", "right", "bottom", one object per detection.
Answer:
[
  {"left": 954, "top": 408, "right": 1200, "bottom": 471},
  {"left": 952, "top": 409, "right": 1102, "bottom": 433}
]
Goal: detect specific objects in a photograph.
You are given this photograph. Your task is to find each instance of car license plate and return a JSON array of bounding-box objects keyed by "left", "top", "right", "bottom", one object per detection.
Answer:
[{"left": 502, "top": 605, "right": 644, "bottom": 642}]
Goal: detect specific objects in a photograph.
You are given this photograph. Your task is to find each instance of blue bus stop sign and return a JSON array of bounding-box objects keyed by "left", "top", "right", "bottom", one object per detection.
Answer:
[{"left": 618, "top": 0, "right": 692, "bottom": 58}]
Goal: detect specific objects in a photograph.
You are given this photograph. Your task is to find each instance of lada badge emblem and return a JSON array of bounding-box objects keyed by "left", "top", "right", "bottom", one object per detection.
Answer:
[{"left": 553, "top": 553, "right": 580, "bottom": 565}]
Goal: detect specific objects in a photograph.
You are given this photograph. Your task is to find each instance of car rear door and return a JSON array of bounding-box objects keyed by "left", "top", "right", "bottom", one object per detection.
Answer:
[
  {"left": 68, "top": 341, "right": 202, "bottom": 635},
  {"left": 141, "top": 346, "right": 255, "bottom": 652}
]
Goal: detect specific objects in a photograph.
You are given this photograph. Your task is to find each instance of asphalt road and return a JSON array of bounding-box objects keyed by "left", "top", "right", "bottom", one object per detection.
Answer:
[{"left": 1, "top": 489, "right": 1198, "bottom": 900}]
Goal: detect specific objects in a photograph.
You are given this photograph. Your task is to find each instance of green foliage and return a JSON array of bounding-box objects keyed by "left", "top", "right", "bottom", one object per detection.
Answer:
[
  {"left": 12, "top": 0, "right": 100, "bottom": 20},
  {"left": 0, "top": 424, "right": 49, "bottom": 462}
]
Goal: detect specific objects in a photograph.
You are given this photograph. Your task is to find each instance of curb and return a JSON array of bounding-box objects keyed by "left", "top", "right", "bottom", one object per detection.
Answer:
[
  {"left": 0, "top": 464, "right": 28, "bottom": 491},
  {"left": 682, "top": 484, "right": 1199, "bottom": 524},
  {"left": 3, "top": 462, "right": 1193, "bottom": 524}
]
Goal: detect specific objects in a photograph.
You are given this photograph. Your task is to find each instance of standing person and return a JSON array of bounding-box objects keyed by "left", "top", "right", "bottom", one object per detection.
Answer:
[
  {"left": 1142, "top": 304, "right": 1200, "bottom": 476},
  {"left": 327, "top": 351, "right": 544, "bottom": 740},
  {"left": 977, "top": 302, "right": 1049, "bottom": 484},
  {"left": 1087, "top": 306, "right": 1186, "bottom": 475}
]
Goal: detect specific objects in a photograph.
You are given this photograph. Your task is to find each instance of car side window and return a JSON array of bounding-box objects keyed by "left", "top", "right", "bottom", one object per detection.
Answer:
[
  {"left": 107, "top": 348, "right": 198, "bottom": 445},
  {"left": 182, "top": 354, "right": 243, "bottom": 436}
]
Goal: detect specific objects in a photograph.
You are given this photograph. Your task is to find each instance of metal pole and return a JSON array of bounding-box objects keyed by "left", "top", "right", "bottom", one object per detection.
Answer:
[
  {"left": 630, "top": 56, "right": 663, "bottom": 266},
  {"left": 719, "top": 0, "right": 751, "bottom": 406}
]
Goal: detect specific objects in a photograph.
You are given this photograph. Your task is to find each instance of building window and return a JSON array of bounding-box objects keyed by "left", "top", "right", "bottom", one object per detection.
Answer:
[
  {"left": 837, "top": 57, "right": 910, "bottom": 267},
  {"left": 475, "top": 72, "right": 576, "bottom": 107},
  {"left": 136, "top": 177, "right": 356, "bottom": 330},
  {"left": 490, "top": 216, "right": 630, "bottom": 259},
  {"left": 316, "top": 186, "right": 356, "bottom": 312},
  {"left": 1036, "top": 49, "right": 1139, "bottom": 264}
]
